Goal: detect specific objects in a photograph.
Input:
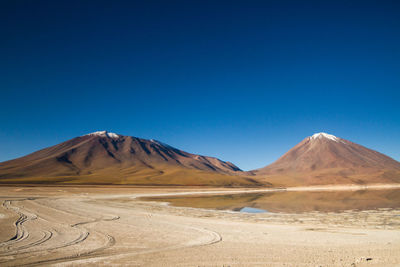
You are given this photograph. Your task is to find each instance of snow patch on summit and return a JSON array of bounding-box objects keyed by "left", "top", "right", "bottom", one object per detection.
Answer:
[
  {"left": 310, "top": 132, "right": 341, "bottom": 142},
  {"left": 86, "top": 131, "right": 119, "bottom": 138}
]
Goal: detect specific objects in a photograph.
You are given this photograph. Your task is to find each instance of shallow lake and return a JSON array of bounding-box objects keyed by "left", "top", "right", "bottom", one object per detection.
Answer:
[{"left": 142, "top": 189, "right": 400, "bottom": 213}]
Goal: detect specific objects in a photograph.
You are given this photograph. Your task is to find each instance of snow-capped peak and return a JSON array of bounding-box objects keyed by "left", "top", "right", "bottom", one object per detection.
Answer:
[
  {"left": 310, "top": 132, "right": 340, "bottom": 142},
  {"left": 86, "top": 131, "right": 119, "bottom": 138}
]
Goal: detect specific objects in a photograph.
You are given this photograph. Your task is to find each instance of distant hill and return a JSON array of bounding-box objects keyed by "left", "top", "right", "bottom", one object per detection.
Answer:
[
  {"left": 0, "top": 131, "right": 259, "bottom": 186},
  {"left": 253, "top": 132, "right": 400, "bottom": 186}
]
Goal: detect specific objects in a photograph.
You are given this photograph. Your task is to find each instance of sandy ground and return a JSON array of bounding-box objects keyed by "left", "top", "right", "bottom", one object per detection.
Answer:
[{"left": 0, "top": 185, "right": 400, "bottom": 266}]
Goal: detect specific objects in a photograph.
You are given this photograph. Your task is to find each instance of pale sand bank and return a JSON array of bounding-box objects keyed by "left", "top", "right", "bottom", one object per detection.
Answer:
[
  {"left": 0, "top": 185, "right": 399, "bottom": 266},
  {"left": 127, "top": 183, "right": 400, "bottom": 199}
]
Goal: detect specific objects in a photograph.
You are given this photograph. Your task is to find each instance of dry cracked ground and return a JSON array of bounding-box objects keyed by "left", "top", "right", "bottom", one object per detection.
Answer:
[{"left": 0, "top": 186, "right": 400, "bottom": 266}]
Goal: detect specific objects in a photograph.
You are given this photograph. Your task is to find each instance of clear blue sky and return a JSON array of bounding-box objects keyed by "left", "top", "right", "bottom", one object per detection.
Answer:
[{"left": 1, "top": 0, "right": 399, "bottom": 170}]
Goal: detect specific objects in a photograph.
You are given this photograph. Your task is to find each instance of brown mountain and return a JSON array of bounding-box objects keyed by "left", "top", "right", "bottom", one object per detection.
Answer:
[
  {"left": 254, "top": 132, "right": 400, "bottom": 186},
  {"left": 0, "top": 131, "right": 259, "bottom": 186}
]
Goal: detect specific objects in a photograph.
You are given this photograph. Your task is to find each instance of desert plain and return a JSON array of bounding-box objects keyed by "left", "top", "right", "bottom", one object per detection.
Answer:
[{"left": 0, "top": 184, "right": 400, "bottom": 266}]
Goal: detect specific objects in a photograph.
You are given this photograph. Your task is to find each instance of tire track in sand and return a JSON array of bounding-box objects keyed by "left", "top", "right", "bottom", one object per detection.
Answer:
[
  {"left": 0, "top": 200, "right": 37, "bottom": 248},
  {"left": 1, "top": 198, "right": 118, "bottom": 266},
  {"left": 32, "top": 210, "right": 222, "bottom": 266},
  {"left": 0, "top": 199, "right": 92, "bottom": 265},
  {"left": 1, "top": 197, "right": 221, "bottom": 266}
]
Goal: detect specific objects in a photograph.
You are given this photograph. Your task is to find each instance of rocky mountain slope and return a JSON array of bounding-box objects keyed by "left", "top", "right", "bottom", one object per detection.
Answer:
[
  {"left": 0, "top": 131, "right": 259, "bottom": 186},
  {"left": 254, "top": 133, "right": 400, "bottom": 186}
]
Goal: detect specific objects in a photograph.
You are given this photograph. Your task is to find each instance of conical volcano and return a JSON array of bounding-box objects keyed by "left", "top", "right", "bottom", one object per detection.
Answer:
[{"left": 254, "top": 132, "right": 400, "bottom": 186}]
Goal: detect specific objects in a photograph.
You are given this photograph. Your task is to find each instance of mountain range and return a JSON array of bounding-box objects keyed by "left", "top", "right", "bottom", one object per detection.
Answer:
[{"left": 0, "top": 131, "right": 399, "bottom": 186}]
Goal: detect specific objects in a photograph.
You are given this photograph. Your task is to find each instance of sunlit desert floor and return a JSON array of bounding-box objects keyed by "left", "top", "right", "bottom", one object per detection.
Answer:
[{"left": 1, "top": 185, "right": 400, "bottom": 266}]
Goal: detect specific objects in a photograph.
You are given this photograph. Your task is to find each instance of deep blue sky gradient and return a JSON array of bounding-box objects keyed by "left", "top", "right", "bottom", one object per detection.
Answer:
[{"left": 1, "top": 0, "right": 399, "bottom": 170}]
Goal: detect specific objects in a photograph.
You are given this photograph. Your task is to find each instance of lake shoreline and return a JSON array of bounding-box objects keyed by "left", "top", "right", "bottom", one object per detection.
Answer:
[{"left": 1, "top": 186, "right": 400, "bottom": 266}]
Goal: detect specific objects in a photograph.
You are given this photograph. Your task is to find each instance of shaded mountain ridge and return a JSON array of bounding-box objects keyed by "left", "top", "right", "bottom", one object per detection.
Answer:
[{"left": 0, "top": 131, "right": 257, "bottom": 186}]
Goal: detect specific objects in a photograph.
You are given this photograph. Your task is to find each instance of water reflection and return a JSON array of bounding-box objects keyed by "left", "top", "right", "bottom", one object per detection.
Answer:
[
  {"left": 239, "top": 207, "right": 268, "bottom": 213},
  {"left": 142, "top": 189, "right": 400, "bottom": 213}
]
